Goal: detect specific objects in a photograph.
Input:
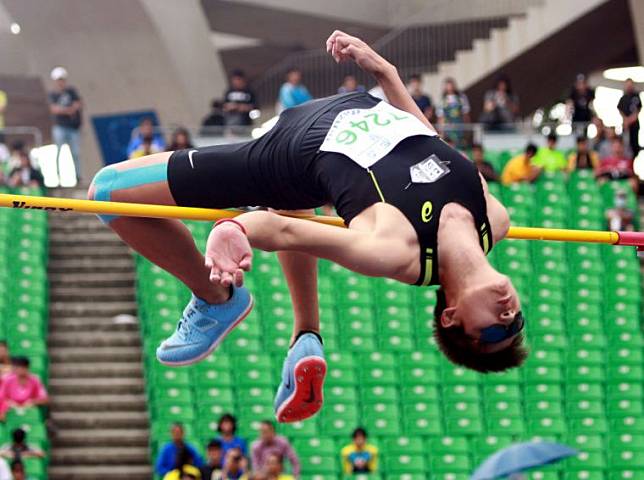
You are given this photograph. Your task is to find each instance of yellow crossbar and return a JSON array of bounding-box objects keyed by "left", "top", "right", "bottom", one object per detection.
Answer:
[{"left": 0, "top": 193, "right": 628, "bottom": 246}]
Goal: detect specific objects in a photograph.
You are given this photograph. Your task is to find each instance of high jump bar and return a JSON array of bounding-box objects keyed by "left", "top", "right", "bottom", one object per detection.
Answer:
[{"left": 1, "top": 193, "right": 643, "bottom": 248}]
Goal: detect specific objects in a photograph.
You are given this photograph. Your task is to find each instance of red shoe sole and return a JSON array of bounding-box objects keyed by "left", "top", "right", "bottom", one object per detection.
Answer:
[{"left": 276, "top": 356, "right": 327, "bottom": 423}]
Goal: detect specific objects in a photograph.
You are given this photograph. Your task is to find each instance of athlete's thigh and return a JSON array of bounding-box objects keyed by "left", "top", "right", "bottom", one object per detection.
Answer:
[{"left": 89, "top": 152, "right": 176, "bottom": 206}]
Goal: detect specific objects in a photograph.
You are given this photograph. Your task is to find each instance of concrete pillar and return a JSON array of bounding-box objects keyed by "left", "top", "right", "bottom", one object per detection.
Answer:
[
  {"left": 1, "top": 0, "right": 226, "bottom": 176},
  {"left": 628, "top": 0, "right": 644, "bottom": 64}
]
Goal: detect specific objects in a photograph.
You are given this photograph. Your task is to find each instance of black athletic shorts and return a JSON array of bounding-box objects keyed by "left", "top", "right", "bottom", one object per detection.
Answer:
[{"left": 167, "top": 92, "right": 380, "bottom": 212}]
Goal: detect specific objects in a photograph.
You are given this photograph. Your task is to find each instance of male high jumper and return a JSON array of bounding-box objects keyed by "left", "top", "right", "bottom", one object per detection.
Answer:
[{"left": 89, "top": 31, "right": 526, "bottom": 423}]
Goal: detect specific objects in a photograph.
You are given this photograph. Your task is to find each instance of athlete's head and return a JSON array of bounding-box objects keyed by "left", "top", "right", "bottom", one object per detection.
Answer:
[{"left": 433, "top": 273, "right": 527, "bottom": 373}]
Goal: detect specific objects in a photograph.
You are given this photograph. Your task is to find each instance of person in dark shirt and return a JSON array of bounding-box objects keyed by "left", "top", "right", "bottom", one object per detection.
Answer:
[
  {"left": 568, "top": 74, "right": 595, "bottom": 127},
  {"left": 0, "top": 428, "right": 44, "bottom": 460},
  {"left": 8, "top": 150, "right": 44, "bottom": 188},
  {"left": 407, "top": 74, "right": 433, "bottom": 122},
  {"left": 617, "top": 78, "right": 642, "bottom": 158},
  {"left": 48, "top": 66, "right": 83, "bottom": 183},
  {"left": 471, "top": 143, "right": 498, "bottom": 182},
  {"left": 200, "top": 439, "right": 223, "bottom": 480},
  {"left": 223, "top": 70, "right": 257, "bottom": 127},
  {"left": 202, "top": 99, "right": 226, "bottom": 133}
]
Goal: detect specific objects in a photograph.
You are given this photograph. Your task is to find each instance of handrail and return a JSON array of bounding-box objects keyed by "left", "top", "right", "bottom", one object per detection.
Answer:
[{"left": 0, "top": 126, "right": 43, "bottom": 147}]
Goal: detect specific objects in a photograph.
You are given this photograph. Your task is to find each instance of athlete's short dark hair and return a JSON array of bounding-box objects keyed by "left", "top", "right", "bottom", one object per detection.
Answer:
[
  {"left": 409, "top": 73, "right": 422, "bottom": 82},
  {"left": 432, "top": 288, "right": 527, "bottom": 373}
]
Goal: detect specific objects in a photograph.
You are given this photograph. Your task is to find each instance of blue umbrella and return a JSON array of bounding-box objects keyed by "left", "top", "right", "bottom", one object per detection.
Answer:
[{"left": 470, "top": 441, "right": 578, "bottom": 480}]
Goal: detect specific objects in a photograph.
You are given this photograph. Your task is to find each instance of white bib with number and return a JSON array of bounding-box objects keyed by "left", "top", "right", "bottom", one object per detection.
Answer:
[{"left": 319, "top": 101, "right": 437, "bottom": 169}]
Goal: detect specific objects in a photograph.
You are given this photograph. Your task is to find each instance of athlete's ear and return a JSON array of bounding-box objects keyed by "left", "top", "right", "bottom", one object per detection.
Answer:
[{"left": 440, "top": 307, "right": 459, "bottom": 328}]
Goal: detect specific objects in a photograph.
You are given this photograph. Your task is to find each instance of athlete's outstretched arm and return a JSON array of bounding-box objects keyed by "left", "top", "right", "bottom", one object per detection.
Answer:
[
  {"left": 205, "top": 210, "right": 415, "bottom": 286},
  {"left": 326, "top": 30, "right": 437, "bottom": 134}
]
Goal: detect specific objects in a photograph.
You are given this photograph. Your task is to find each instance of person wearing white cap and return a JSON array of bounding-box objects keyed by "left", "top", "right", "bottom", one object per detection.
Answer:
[{"left": 48, "top": 66, "right": 83, "bottom": 184}]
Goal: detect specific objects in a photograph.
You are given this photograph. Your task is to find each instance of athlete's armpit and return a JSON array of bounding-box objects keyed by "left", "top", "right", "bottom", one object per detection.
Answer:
[{"left": 486, "top": 194, "right": 511, "bottom": 243}]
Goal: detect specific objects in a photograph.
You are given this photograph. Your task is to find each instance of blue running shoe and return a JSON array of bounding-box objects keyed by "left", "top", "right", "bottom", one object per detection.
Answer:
[
  {"left": 274, "top": 332, "right": 326, "bottom": 423},
  {"left": 156, "top": 286, "right": 253, "bottom": 366}
]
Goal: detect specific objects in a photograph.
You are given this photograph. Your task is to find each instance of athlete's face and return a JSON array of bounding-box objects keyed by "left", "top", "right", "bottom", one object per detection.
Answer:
[{"left": 443, "top": 274, "right": 522, "bottom": 353}]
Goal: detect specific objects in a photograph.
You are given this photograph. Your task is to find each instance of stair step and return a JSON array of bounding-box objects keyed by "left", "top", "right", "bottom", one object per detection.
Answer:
[
  {"left": 48, "top": 271, "right": 135, "bottom": 287},
  {"left": 48, "top": 231, "right": 125, "bottom": 246},
  {"left": 50, "top": 447, "right": 149, "bottom": 465},
  {"left": 50, "top": 411, "right": 149, "bottom": 429},
  {"left": 49, "top": 246, "right": 131, "bottom": 259},
  {"left": 50, "top": 362, "right": 143, "bottom": 378},
  {"left": 55, "top": 428, "right": 149, "bottom": 447},
  {"left": 49, "top": 286, "right": 135, "bottom": 302},
  {"left": 48, "top": 257, "right": 134, "bottom": 273},
  {"left": 49, "top": 346, "right": 142, "bottom": 363},
  {"left": 51, "top": 394, "right": 147, "bottom": 412},
  {"left": 49, "top": 317, "right": 138, "bottom": 333},
  {"left": 49, "top": 301, "right": 137, "bottom": 317},
  {"left": 48, "top": 464, "right": 152, "bottom": 480},
  {"left": 48, "top": 331, "right": 141, "bottom": 347},
  {"left": 49, "top": 377, "right": 144, "bottom": 395}
]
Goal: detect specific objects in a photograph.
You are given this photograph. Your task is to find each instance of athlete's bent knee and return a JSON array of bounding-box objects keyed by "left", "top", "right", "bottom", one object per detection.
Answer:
[{"left": 90, "top": 165, "right": 119, "bottom": 224}]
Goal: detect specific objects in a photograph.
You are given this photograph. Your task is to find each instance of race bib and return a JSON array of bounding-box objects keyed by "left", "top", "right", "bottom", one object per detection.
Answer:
[{"left": 319, "top": 101, "right": 437, "bottom": 169}]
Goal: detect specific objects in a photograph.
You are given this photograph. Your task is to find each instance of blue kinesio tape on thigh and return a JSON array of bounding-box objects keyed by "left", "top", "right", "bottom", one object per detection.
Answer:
[{"left": 93, "top": 162, "right": 168, "bottom": 223}]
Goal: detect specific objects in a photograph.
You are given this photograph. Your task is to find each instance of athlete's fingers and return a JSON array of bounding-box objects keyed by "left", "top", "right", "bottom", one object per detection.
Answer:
[
  {"left": 205, "top": 256, "right": 214, "bottom": 269},
  {"left": 220, "top": 271, "right": 233, "bottom": 287},
  {"left": 239, "top": 256, "right": 252, "bottom": 272},
  {"left": 233, "top": 269, "right": 244, "bottom": 287}
]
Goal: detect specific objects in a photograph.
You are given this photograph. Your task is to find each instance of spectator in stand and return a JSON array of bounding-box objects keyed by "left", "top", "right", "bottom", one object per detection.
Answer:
[
  {"left": 437, "top": 78, "right": 470, "bottom": 145},
  {"left": 567, "top": 74, "right": 595, "bottom": 130},
  {"left": 0, "top": 428, "right": 44, "bottom": 460},
  {"left": 223, "top": 70, "right": 257, "bottom": 127},
  {"left": 338, "top": 75, "right": 365, "bottom": 94},
  {"left": 0, "top": 342, "right": 11, "bottom": 377},
  {"left": 278, "top": 68, "right": 312, "bottom": 111},
  {"left": 617, "top": 78, "right": 642, "bottom": 158},
  {"left": 9, "top": 460, "right": 24, "bottom": 480},
  {"left": 251, "top": 421, "right": 299, "bottom": 477},
  {"left": 127, "top": 118, "right": 165, "bottom": 159},
  {"left": 216, "top": 414, "right": 247, "bottom": 457},
  {"left": 162, "top": 445, "right": 202, "bottom": 480},
  {"left": 341, "top": 427, "right": 378, "bottom": 474},
  {"left": 200, "top": 439, "right": 224, "bottom": 480},
  {"left": 407, "top": 74, "right": 433, "bottom": 122},
  {"left": 156, "top": 423, "right": 204, "bottom": 477},
  {"left": 501, "top": 144, "right": 541, "bottom": 185},
  {"left": 0, "top": 357, "right": 48, "bottom": 422},
  {"left": 568, "top": 135, "right": 599, "bottom": 172},
  {"left": 596, "top": 137, "right": 638, "bottom": 192},
  {"left": 202, "top": 100, "right": 226, "bottom": 132},
  {"left": 532, "top": 133, "right": 567, "bottom": 173},
  {"left": 264, "top": 453, "right": 295, "bottom": 480},
  {"left": 168, "top": 128, "right": 194, "bottom": 151},
  {"left": 480, "top": 74, "right": 519, "bottom": 130},
  {"left": 48, "top": 67, "right": 83, "bottom": 182},
  {"left": 470, "top": 143, "right": 498, "bottom": 182},
  {"left": 220, "top": 447, "right": 247, "bottom": 480},
  {"left": 606, "top": 190, "right": 634, "bottom": 232},
  {"left": 8, "top": 150, "right": 44, "bottom": 188}
]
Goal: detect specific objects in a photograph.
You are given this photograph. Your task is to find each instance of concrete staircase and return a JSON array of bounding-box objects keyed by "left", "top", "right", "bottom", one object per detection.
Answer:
[{"left": 46, "top": 188, "right": 151, "bottom": 480}]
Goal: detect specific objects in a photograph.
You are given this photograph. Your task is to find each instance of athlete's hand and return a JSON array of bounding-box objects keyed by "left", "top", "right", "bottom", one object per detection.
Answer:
[
  {"left": 325, "top": 30, "right": 392, "bottom": 77},
  {"left": 205, "top": 223, "right": 252, "bottom": 288}
]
